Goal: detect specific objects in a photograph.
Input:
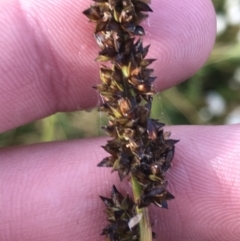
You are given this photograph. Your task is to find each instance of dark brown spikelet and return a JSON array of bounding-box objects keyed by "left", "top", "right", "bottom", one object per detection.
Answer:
[
  {"left": 100, "top": 186, "right": 156, "bottom": 241},
  {"left": 83, "top": 0, "right": 178, "bottom": 239},
  {"left": 100, "top": 186, "right": 140, "bottom": 241}
]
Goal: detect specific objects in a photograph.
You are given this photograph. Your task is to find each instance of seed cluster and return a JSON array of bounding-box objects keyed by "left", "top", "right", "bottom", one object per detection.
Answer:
[
  {"left": 83, "top": 0, "right": 178, "bottom": 240},
  {"left": 100, "top": 185, "right": 140, "bottom": 241}
]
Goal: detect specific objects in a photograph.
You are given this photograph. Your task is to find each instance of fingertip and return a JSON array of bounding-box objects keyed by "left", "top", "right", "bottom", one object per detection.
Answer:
[
  {"left": 158, "top": 124, "right": 240, "bottom": 240},
  {"left": 145, "top": 0, "right": 216, "bottom": 90},
  {"left": 0, "top": 125, "right": 240, "bottom": 240}
]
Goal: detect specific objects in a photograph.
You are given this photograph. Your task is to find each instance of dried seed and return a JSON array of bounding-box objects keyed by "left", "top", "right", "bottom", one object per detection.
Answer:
[
  {"left": 140, "top": 59, "right": 156, "bottom": 67},
  {"left": 118, "top": 98, "right": 132, "bottom": 115},
  {"left": 95, "top": 21, "right": 107, "bottom": 33},
  {"left": 142, "top": 44, "right": 150, "bottom": 58},
  {"left": 97, "top": 156, "right": 115, "bottom": 167},
  {"left": 96, "top": 55, "right": 111, "bottom": 62},
  {"left": 135, "top": 1, "right": 153, "bottom": 12},
  {"left": 112, "top": 185, "right": 124, "bottom": 207},
  {"left": 83, "top": 7, "right": 101, "bottom": 21},
  {"left": 100, "top": 196, "right": 114, "bottom": 207}
]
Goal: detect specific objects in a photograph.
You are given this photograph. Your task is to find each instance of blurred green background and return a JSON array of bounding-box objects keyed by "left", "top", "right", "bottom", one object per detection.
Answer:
[{"left": 0, "top": 0, "right": 240, "bottom": 147}]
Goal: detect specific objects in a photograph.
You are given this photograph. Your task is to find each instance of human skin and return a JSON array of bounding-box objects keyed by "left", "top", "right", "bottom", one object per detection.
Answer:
[{"left": 0, "top": 0, "right": 240, "bottom": 241}]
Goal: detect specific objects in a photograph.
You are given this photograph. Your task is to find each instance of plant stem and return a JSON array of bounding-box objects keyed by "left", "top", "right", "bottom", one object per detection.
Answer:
[{"left": 131, "top": 174, "right": 152, "bottom": 241}]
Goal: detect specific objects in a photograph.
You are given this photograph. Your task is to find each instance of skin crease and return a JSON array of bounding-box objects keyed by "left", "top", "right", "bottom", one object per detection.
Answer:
[{"left": 0, "top": 0, "right": 240, "bottom": 241}]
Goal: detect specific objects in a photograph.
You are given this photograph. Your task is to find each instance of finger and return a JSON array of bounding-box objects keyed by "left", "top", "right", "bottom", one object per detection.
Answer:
[
  {"left": 0, "top": 125, "right": 239, "bottom": 241},
  {"left": 0, "top": 0, "right": 216, "bottom": 132}
]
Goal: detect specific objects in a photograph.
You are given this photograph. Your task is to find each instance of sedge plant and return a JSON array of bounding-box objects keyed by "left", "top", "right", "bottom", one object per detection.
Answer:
[{"left": 83, "top": 0, "right": 178, "bottom": 240}]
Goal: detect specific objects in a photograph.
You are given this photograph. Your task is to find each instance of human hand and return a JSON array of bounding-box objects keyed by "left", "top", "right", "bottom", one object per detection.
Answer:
[{"left": 0, "top": 0, "right": 239, "bottom": 241}]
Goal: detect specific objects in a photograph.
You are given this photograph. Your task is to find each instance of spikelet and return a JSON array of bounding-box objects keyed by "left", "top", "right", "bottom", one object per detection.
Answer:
[{"left": 100, "top": 185, "right": 141, "bottom": 241}]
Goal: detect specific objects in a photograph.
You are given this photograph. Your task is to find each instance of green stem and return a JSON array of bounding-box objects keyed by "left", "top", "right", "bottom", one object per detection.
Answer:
[
  {"left": 40, "top": 114, "right": 56, "bottom": 142},
  {"left": 131, "top": 174, "right": 152, "bottom": 241}
]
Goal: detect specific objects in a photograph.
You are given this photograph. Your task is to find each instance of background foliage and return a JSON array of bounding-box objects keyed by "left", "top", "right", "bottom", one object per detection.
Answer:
[{"left": 1, "top": 0, "right": 240, "bottom": 147}]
